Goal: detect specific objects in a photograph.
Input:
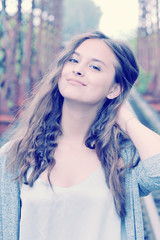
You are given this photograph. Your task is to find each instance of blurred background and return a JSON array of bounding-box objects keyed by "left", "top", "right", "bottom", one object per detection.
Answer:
[
  {"left": 0, "top": 0, "right": 160, "bottom": 136},
  {"left": 0, "top": 0, "right": 160, "bottom": 238}
]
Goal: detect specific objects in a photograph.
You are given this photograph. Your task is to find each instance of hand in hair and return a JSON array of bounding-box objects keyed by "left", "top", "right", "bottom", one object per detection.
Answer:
[
  {"left": 116, "top": 101, "right": 137, "bottom": 134},
  {"left": 116, "top": 101, "right": 160, "bottom": 161}
]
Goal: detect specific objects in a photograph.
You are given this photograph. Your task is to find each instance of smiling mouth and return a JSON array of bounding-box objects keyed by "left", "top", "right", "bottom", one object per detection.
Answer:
[{"left": 67, "top": 79, "right": 86, "bottom": 86}]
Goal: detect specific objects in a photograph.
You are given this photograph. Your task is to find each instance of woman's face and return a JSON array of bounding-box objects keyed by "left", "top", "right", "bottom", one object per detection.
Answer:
[{"left": 58, "top": 39, "right": 120, "bottom": 105}]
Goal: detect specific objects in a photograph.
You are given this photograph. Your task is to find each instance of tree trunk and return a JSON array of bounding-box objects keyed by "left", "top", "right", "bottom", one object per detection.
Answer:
[
  {"left": 153, "top": 0, "right": 160, "bottom": 98},
  {"left": 52, "top": 0, "right": 63, "bottom": 57},
  {"left": 19, "top": 0, "right": 35, "bottom": 102},
  {"left": 32, "top": 0, "right": 45, "bottom": 82},
  {"left": 1, "top": 0, "right": 21, "bottom": 112},
  {"left": 14, "top": 0, "right": 23, "bottom": 112}
]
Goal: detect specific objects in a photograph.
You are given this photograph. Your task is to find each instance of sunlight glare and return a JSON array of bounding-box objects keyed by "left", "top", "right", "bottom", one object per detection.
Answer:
[
  {"left": 42, "top": 11, "right": 48, "bottom": 21},
  {"left": 93, "top": 0, "right": 139, "bottom": 39},
  {"left": 22, "top": 0, "right": 32, "bottom": 14},
  {"left": 6, "top": 0, "right": 18, "bottom": 16},
  {"left": 33, "top": 8, "right": 41, "bottom": 17}
]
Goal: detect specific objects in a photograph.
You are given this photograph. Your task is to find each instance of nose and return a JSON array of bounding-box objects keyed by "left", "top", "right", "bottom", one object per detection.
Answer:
[
  {"left": 75, "top": 71, "right": 83, "bottom": 76},
  {"left": 73, "top": 65, "right": 84, "bottom": 77}
]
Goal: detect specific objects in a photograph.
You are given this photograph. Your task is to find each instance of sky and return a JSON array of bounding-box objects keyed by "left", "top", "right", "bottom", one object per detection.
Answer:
[
  {"left": 93, "top": 0, "right": 139, "bottom": 40},
  {"left": 0, "top": 0, "right": 139, "bottom": 40}
]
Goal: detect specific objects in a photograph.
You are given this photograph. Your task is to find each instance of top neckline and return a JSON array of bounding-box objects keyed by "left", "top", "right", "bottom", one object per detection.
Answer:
[{"left": 38, "top": 165, "right": 103, "bottom": 191}]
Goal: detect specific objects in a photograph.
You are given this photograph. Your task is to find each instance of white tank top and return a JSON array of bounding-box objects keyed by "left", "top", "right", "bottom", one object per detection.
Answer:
[{"left": 20, "top": 166, "right": 122, "bottom": 240}]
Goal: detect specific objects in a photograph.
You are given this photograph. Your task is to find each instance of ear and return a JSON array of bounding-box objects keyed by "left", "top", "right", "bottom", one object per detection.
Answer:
[{"left": 107, "top": 83, "right": 121, "bottom": 99}]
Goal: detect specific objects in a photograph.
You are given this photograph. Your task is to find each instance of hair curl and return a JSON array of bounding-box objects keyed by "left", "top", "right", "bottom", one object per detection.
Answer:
[{"left": 7, "top": 31, "right": 139, "bottom": 218}]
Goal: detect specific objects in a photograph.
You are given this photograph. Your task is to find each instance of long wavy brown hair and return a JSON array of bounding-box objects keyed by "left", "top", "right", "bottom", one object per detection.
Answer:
[{"left": 6, "top": 31, "right": 139, "bottom": 218}]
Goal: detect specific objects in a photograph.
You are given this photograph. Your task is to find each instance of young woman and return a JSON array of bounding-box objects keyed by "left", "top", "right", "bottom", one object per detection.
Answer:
[{"left": 0, "top": 31, "right": 160, "bottom": 240}]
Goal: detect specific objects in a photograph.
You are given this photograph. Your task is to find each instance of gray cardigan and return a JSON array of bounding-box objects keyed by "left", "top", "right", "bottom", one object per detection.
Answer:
[{"left": 0, "top": 142, "right": 160, "bottom": 240}]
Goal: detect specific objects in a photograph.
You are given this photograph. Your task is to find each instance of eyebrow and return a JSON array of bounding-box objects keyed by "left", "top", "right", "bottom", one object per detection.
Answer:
[{"left": 72, "top": 51, "right": 108, "bottom": 68}]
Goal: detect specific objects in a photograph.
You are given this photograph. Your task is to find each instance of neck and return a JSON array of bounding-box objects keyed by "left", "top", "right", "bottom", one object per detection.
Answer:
[{"left": 60, "top": 99, "right": 101, "bottom": 144}]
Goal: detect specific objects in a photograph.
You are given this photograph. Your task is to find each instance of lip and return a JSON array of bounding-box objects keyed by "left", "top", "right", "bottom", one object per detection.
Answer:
[{"left": 67, "top": 79, "right": 87, "bottom": 86}]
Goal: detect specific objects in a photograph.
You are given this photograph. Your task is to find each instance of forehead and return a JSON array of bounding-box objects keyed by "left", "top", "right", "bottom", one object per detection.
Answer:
[{"left": 75, "top": 39, "right": 118, "bottom": 66}]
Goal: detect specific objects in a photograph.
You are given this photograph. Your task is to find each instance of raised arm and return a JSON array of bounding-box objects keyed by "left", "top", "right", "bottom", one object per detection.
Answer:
[{"left": 116, "top": 103, "right": 160, "bottom": 161}]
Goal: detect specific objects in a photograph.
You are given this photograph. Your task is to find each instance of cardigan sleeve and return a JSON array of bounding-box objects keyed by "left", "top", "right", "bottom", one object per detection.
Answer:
[
  {"left": 0, "top": 141, "right": 21, "bottom": 240},
  {"left": 121, "top": 141, "right": 160, "bottom": 197},
  {"left": 0, "top": 143, "right": 10, "bottom": 240},
  {"left": 135, "top": 154, "right": 160, "bottom": 196},
  {"left": 0, "top": 149, "right": 3, "bottom": 240}
]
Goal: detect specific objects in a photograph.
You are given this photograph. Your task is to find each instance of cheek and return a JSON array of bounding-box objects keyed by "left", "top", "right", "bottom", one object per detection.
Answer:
[
  {"left": 58, "top": 79, "right": 65, "bottom": 98},
  {"left": 61, "top": 63, "right": 71, "bottom": 75},
  {"left": 59, "top": 68, "right": 65, "bottom": 78},
  {"left": 57, "top": 67, "right": 69, "bottom": 95},
  {"left": 95, "top": 75, "right": 115, "bottom": 96},
  {"left": 95, "top": 74, "right": 114, "bottom": 90},
  {"left": 58, "top": 66, "right": 67, "bottom": 84}
]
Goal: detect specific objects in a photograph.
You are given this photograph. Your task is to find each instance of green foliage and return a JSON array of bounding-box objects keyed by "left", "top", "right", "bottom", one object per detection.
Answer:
[
  {"left": 136, "top": 68, "right": 152, "bottom": 93},
  {"left": 0, "top": 49, "right": 5, "bottom": 61},
  {"left": 15, "top": 61, "right": 21, "bottom": 77},
  {"left": 10, "top": 18, "right": 17, "bottom": 29},
  {"left": 128, "top": 37, "right": 138, "bottom": 55},
  {"left": 0, "top": 48, "right": 6, "bottom": 78},
  {"left": 127, "top": 37, "right": 152, "bottom": 94},
  {"left": 32, "top": 27, "right": 38, "bottom": 63},
  {"left": 0, "top": 67, "right": 4, "bottom": 79},
  {"left": 63, "top": 0, "right": 102, "bottom": 42},
  {"left": 8, "top": 100, "right": 14, "bottom": 109}
]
